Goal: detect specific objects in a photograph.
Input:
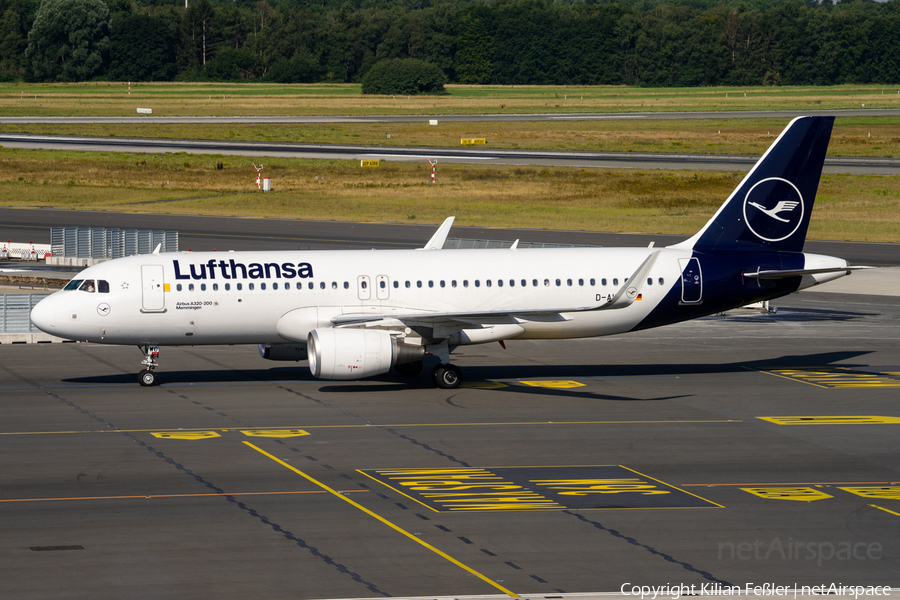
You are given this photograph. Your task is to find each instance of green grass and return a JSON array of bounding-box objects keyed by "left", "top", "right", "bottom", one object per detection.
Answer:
[
  {"left": 2, "top": 82, "right": 900, "bottom": 116},
  {"left": 1, "top": 146, "right": 897, "bottom": 242},
  {"left": 2, "top": 117, "right": 898, "bottom": 157}
]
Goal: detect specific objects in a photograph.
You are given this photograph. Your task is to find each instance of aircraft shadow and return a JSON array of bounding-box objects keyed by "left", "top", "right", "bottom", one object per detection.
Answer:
[{"left": 63, "top": 350, "right": 872, "bottom": 393}]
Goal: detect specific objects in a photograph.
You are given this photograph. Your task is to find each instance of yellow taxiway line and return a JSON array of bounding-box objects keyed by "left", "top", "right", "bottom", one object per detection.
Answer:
[{"left": 243, "top": 441, "right": 519, "bottom": 598}]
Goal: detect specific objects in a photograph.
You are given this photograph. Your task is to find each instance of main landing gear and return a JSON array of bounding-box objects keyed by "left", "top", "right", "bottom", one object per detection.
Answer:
[
  {"left": 432, "top": 363, "right": 462, "bottom": 389},
  {"left": 138, "top": 345, "right": 160, "bottom": 386}
]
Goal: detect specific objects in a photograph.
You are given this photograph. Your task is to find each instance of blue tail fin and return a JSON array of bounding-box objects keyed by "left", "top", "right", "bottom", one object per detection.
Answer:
[{"left": 675, "top": 116, "right": 834, "bottom": 253}]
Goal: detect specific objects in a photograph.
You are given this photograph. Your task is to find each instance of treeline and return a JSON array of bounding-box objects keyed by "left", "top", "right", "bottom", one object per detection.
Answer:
[{"left": 3, "top": 0, "right": 900, "bottom": 87}]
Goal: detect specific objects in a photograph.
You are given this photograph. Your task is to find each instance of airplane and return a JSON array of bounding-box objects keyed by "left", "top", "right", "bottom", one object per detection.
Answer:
[{"left": 30, "top": 116, "right": 868, "bottom": 389}]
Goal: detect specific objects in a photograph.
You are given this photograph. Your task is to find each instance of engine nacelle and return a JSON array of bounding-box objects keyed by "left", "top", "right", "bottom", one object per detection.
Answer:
[
  {"left": 308, "top": 328, "right": 423, "bottom": 380},
  {"left": 258, "top": 343, "right": 308, "bottom": 361}
]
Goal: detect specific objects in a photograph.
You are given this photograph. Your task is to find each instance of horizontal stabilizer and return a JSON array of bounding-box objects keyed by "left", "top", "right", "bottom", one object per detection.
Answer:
[{"left": 744, "top": 266, "right": 874, "bottom": 280}]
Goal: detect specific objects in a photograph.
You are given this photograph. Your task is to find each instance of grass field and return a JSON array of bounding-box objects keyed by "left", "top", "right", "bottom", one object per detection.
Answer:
[
  {"left": 2, "top": 147, "right": 897, "bottom": 242},
  {"left": 3, "top": 117, "right": 898, "bottom": 157},
  {"left": 1, "top": 82, "right": 900, "bottom": 117}
]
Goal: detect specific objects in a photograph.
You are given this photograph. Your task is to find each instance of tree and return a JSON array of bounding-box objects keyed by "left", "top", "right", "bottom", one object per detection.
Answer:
[
  {"left": 26, "top": 0, "right": 110, "bottom": 81},
  {"left": 108, "top": 12, "right": 177, "bottom": 81},
  {"left": 361, "top": 58, "right": 445, "bottom": 95}
]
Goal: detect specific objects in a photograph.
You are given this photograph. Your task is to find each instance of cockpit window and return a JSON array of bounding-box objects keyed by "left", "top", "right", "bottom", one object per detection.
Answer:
[
  {"left": 98, "top": 280, "right": 110, "bottom": 293},
  {"left": 64, "top": 279, "right": 83, "bottom": 291},
  {"left": 78, "top": 280, "right": 96, "bottom": 293}
]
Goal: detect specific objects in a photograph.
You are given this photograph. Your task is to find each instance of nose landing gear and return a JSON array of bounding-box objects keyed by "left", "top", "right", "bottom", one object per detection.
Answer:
[{"left": 138, "top": 345, "right": 160, "bottom": 386}]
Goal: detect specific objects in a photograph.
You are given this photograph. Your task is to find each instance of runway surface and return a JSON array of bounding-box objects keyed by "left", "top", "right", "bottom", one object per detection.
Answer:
[
  {"left": 2, "top": 208, "right": 898, "bottom": 268},
  {"left": 2, "top": 133, "right": 897, "bottom": 174},
  {"left": 2, "top": 288, "right": 899, "bottom": 598},
  {"left": 2, "top": 108, "right": 900, "bottom": 123}
]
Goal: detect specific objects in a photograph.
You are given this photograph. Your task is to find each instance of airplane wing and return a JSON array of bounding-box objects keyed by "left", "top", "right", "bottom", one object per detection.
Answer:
[{"left": 331, "top": 252, "right": 661, "bottom": 327}]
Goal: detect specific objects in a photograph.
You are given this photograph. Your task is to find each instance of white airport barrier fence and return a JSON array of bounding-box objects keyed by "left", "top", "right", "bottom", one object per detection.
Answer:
[
  {"left": 0, "top": 293, "right": 71, "bottom": 343},
  {"left": 1, "top": 242, "right": 52, "bottom": 260}
]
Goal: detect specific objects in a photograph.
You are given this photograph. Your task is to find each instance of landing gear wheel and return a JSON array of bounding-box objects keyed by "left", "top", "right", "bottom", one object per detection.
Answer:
[
  {"left": 432, "top": 364, "right": 462, "bottom": 389},
  {"left": 395, "top": 360, "right": 424, "bottom": 377},
  {"left": 138, "top": 369, "right": 158, "bottom": 387}
]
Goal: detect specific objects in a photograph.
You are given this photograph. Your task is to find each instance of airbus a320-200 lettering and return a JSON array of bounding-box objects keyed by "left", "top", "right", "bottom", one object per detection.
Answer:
[{"left": 31, "top": 116, "right": 868, "bottom": 389}]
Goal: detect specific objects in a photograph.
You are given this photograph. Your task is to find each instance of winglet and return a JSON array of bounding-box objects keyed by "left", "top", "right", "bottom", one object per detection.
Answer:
[
  {"left": 421, "top": 216, "right": 455, "bottom": 250},
  {"left": 596, "top": 251, "right": 660, "bottom": 310}
]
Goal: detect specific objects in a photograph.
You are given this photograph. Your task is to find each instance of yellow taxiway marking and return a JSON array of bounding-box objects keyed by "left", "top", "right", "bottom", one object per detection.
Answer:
[
  {"left": 243, "top": 442, "right": 519, "bottom": 598},
  {"left": 870, "top": 504, "right": 900, "bottom": 516},
  {"left": 741, "top": 487, "right": 833, "bottom": 501},
  {"left": 684, "top": 480, "right": 900, "bottom": 487},
  {"left": 520, "top": 380, "right": 585, "bottom": 389},
  {"left": 241, "top": 429, "right": 309, "bottom": 438},
  {"left": 0, "top": 490, "right": 369, "bottom": 504},
  {"left": 461, "top": 381, "right": 509, "bottom": 389},
  {"left": 841, "top": 487, "right": 900, "bottom": 500},
  {"left": 758, "top": 416, "right": 900, "bottom": 426},
  {"left": 0, "top": 420, "right": 742, "bottom": 437},
  {"left": 762, "top": 368, "right": 900, "bottom": 389},
  {"left": 151, "top": 431, "right": 221, "bottom": 440}
]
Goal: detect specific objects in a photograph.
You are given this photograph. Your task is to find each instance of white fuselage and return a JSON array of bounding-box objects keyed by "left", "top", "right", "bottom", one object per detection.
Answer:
[{"left": 31, "top": 247, "right": 693, "bottom": 346}]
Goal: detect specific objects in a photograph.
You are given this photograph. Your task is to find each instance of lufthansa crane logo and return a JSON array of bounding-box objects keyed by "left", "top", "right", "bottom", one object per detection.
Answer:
[{"left": 743, "top": 177, "right": 804, "bottom": 242}]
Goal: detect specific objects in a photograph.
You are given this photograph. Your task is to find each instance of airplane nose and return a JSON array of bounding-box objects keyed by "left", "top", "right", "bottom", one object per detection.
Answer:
[{"left": 30, "top": 296, "right": 57, "bottom": 332}]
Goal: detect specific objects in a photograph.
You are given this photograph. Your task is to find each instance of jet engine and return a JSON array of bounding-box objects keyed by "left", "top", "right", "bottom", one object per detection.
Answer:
[
  {"left": 258, "top": 343, "right": 308, "bottom": 361},
  {"left": 308, "top": 328, "right": 424, "bottom": 380}
]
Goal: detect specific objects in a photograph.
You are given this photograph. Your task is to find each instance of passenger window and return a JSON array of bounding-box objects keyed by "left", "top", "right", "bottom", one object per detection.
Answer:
[
  {"left": 475, "top": 280, "right": 480, "bottom": 287},
  {"left": 259, "top": 283, "right": 265, "bottom": 290},
  {"left": 393, "top": 281, "right": 398, "bottom": 288},
  {"left": 658, "top": 277, "right": 665, "bottom": 285},
  {"left": 590, "top": 278, "right": 595, "bottom": 286},
  {"left": 213, "top": 283, "right": 219, "bottom": 291},
  {"left": 405, "top": 281, "right": 411, "bottom": 288},
  {"left": 344, "top": 282, "right": 349, "bottom": 289},
  {"left": 308, "top": 282, "right": 313, "bottom": 290},
  {"left": 201, "top": 283, "right": 207, "bottom": 291},
  {"left": 428, "top": 281, "right": 433, "bottom": 288},
  {"left": 566, "top": 279, "right": 572, "bottom": 286},
  {"left": 79, "top": 280, "right": 96, "bottom": 293},
  {"left": 522, "top": 279, "right": 527, "bottom": 287},
  {"left": 189, "top": 283, "right": 195, "bottom": 291},
  {"left": 417, "top": 281, "right": 422, "bottom": 288},
  {"left": 463, "top": 280, "right": 469, "bottom": 288},
  {"left": 440, "top": 280, "right": 446, "bottom": 288},
  {"left": 647, "top": 278, "right": 653, "bottom": 285},
  {"left": 332, "top": 282, "right": 338, "bottom": 289},
  {"left": 602, "top": 278, "right": 607, "bottom": 286},
  {"left": 533, "top": 279, "right": 538, "bottom": 287},
  {"left": 64, "top": 279, "right": 83, "bottom": 291},
  {"left": 225, "top": 283, "right": 231, "bottom": 291},
  {"left": 379, "top": 281, "right": 385, "bottom": 289},
  {"left": 248, "top": 283, "right": 255, "bottom": 290},
  {"left": 555, "top": 279, "right": 561, "bottom": 287},
  {"left": 98, "top": 280, "right": 110, "bottom": 293},
  {"left": 578, "top": 279, "right": 584, "bottom": 286},
  {"left": 452, "top": 280, "right": 457, "bottom": 288},
  {"left": 613, "top": 278, "right": 619, "bottom": 286},
  {"left": 498, "top": 280, "right": 503, "bottom": 287},
  {"left": 177, "top": 284, "right": 183, "bottom": 292},
  {"left": 510, "top": 280, "right": 516, "bottom": 287},
  {"left": 295, "top": 282, "right": 301, "bottom": 290},
  {"left": 237, "top": 283, "right": 243, "bottom": 291},
  {"left": 273, "top": 282, "right": 278, "bottom": 290},
  {"left": 319, "top": 282, "right": 325, "bottom": 289},
  {"left": 486, "top": 280, "right": 492, "bottom": 287},
  {"left": 361, "top": 281, "right": 367, "bottom": 289}
]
